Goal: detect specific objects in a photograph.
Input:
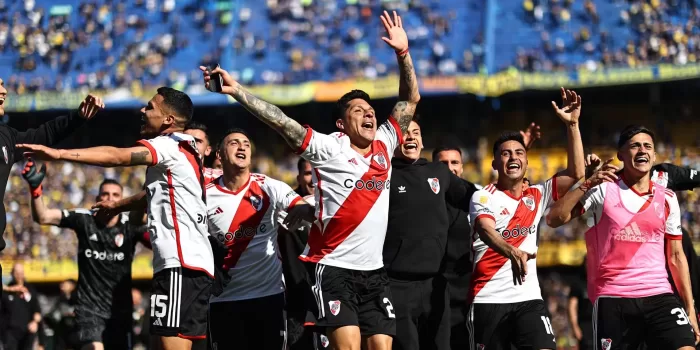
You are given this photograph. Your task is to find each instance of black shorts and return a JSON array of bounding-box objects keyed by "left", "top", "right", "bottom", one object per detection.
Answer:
[
  {"left": 305, "top": 263, "right": 396, "bottom": 337},
  {"left": 467, "top": 300, "right": 556, "bottom": 350},
  {"left": 208, "top": 293, "right": 286, "bottom": 350},
  {"left": 594, "top": 294, "right": 696, "bottom": 350},
  {"left": 75, "top": 308, "right": 131, "bottom": 350},
  {"left": 149, "top": 267, "right": 212, "bottom": 339}
]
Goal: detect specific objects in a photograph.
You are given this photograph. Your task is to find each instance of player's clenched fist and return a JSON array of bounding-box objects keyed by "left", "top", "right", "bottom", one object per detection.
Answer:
[
  {"left": 199, "top": 66, "right": 238, "bottom": 95},
  {"left": 78, "top": 94, "right": 105, "bottom": 120}
]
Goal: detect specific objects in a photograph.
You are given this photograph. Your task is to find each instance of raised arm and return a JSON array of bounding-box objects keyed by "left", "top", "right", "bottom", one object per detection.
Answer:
[
  {"left": 550, "top": 88, "right": 585, "bottom": 195},
  {"left": 13, "top": 95, "right": 104, "bottom": 161},
  {"left": 200, "top": 66, "right": 306, "bottom": 150},
  {"left": 93, "top": 190, "right": 147, "bottom": 222},
  {"left": 16, "top": 144, "right": 153, "bottom": 167},
  {"left": 21, "top": 159, "right": 62, "bottom": 226},
  {"left": 381, "top": 11, "right": 420, "bottom": 134}
]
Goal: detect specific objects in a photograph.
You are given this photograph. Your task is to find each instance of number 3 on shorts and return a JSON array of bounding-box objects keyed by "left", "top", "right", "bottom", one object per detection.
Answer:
[
  {"left": 383, "top": 297, "right": 395, "bottom": 318},
  {"left": 671, "top": 307, "right": 690, "bottom": 325}
]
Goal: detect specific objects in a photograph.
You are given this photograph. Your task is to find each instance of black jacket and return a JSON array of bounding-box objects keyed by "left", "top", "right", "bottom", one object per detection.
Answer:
[
  {"left": 443, "top": 182, "right": 474, "bottom": 312},
  {"left": 0, "top": 111, "right": 85, "bottom": 251},
  {"left": 383, "top": 158, "right": 477, "bottom": 279},
  {"left": 652, "top": 163, "right": 700, "bottom": 191}
]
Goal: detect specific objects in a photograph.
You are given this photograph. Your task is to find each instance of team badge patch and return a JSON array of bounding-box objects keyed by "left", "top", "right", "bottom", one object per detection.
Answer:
[
  {"left": 601, "top": 338, "right": 612, "bottom": 350},
  {"left": 374, "top": 153, "right": 387, "bottom": 170},
  {"left": 427, "top": 178, "right": 440, "bottom": 194},
  {"left": 114, "top": 233, "right": 124, "bottom": 247},
  {"left": 522, "top": 195, "right": 535, "bottom": 211},
  {"left": 328, "top": 300, "right": 341, "bottom": 316},
  {"left": 320, "top": 334, "right": 330, "bottom": 348},
  {"left": 250, "top": 195, "right": 263, "bottom": 212}
]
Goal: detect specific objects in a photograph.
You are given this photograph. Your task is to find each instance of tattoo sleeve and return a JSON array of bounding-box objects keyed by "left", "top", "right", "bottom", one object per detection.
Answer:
[
  {"left": 230, "top": 85, "right": 307, "bottom": 150},
  {"left": 392, "top": 52, "right": 420, "bottom": 135},
  {"left": 130, "top": 151, "right": 150, "bottom": 165}
]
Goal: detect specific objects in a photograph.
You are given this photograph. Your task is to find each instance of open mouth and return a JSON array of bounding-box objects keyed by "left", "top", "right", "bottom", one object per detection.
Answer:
[
  {"left": 634, "top": 155, "right": 649, "bottom": 164},
  {"left": 507, "top": 162, "right": 521, "bottom": 173},
  {"left": 235, "top": 152, "right": 246, "bottom": 160},
  {"left": 361, "top": 121, "right": 374, "bottom": 130},
  {"left": 0, "top": 95, "right": 6, "bottom": 105},
  {"left": 404, "top": 142, "right": 417, "bottom": 151}
]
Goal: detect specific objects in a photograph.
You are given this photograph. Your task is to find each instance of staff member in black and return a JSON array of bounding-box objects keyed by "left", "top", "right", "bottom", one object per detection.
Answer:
[
  {"left": 383, "top": 116, "right": 477, "bottom": 350},
  {"left": 0, "top": 84, "right": 104, "bottom": 283},
  {"left": 1, "top": 262, "right": 42, "bottom": 350}
]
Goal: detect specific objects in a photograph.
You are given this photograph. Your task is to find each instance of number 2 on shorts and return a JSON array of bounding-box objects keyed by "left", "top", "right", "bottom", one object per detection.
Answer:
[
  {"left": 383, "top": 297, "right": 396, "bottom": 318},
  {"left": 540, "top": 316, "right": 555, "bottom": 335},
  {"left": 671, "top": 307, "right": 690, "bottom": 325}
]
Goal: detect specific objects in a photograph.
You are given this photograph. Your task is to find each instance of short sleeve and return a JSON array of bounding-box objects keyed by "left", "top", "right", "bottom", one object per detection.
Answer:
[
  {"left": 375, "top": 116, "right": 403, "bottom": 154},
  {"left": 665, "top": 193, "right": 683, "bottom": 239},
  {"left": 530, "top": 176, "right": 557, "bottom": 209},
  {"left": 267, "top": 177, "right": 302, "bottom": 210},
  {"left": 136, "top": 135, "right": 174, "bottom": 167},
  {"left": 59, "top": 209, "right": 91, "bottom": 229},
  {"left": 295, "top": 127, "right": 342, "bottom": 165},
  {"left": 469, "top": 190, "right": 495, "bottom": 227},
  {"left": 580, "top": 184, "right": 606, "bottom": 213}
]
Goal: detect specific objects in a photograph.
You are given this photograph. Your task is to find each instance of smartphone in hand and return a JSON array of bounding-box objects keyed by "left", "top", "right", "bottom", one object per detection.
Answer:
[{"left": 207, "top": 64, "right": 223, "bottom": 93}]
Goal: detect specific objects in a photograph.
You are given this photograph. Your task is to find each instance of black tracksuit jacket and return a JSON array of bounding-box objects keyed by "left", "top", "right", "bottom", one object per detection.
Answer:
[{"left": 383, "top": 158, "right": 477, "bottom": 278}]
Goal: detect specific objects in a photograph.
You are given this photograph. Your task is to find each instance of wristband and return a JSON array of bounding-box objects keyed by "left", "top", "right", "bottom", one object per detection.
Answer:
[
  {"left": 31, "top": 185, "right": 43, "bottom": 198},
  {"left": 396, "top": 48, "right": 409, "bottom": 57}
]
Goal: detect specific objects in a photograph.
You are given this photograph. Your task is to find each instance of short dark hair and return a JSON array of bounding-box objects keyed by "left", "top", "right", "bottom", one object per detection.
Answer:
[
  {"left": 99, "top": 179, "right": 123, "bottom": 192},
  {"left": 218, "top": 128, "right": 251, "bottom": 153},
  {"left": 432, "top": 145, "right": 462, "bottom": 162},
  {"left": 185, "top": 121, "right": 209, "bottom": 143},
  {"left": 617, "top": 125, "right": 656, "bottom": 149},
  {"left": 297, "top": 157, "right": 309, "bottom": 174},
  {"left": 334, "top": 90, "right": 371, "bottom": 120},
  {"left": 157, "top": 87, "right": 194, "bottom": 126},
  {"left": 492, "top": 131, "right": 526, "bottom": 156}
]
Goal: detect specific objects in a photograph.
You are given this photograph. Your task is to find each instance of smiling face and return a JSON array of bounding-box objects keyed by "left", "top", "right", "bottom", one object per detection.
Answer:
[
  {"left": 0, "top": 78, "right": 7, "bottom": 116},
  {"left": 493, "top": 140, "right": 528, "bottom": 182},
  {"left": 336, "top": 98, "right": 376, "bottom": 149},
  {"left": 396, "top": 121, "right": 422, "bottom": 160},
  {"left": 220, "top": 132, "right": 252, "bottom": 172},
  {"left": 618, "top": 132, "right": 656, "bottom": 178}
]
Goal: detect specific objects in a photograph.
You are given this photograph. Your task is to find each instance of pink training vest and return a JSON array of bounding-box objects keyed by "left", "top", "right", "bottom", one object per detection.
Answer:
[{"left": 585, "top": 181, "right": 672, "bottom": 303}]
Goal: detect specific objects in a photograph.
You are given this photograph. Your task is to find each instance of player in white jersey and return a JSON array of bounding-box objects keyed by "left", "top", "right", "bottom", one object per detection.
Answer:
[
  {"left": 466, "top": 88, "right": 585, "bottom": 350},
  {"left": 19, "top": 87, "right": 214, "bottom": 350},
  {"left": 200, "top": 11, "right": 419, "bottom": 350},
  {"left": 205, "top": 129, "right": 314, "bottom": 350}
]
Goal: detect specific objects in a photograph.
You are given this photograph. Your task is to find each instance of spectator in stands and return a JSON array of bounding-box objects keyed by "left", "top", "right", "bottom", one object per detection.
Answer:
[{"left": 1, "top": 262, "right": 42, "bottom": 350}]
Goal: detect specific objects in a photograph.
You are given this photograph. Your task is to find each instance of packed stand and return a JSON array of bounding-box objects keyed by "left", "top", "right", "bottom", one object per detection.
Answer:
[{"left": 505, "top": 0, "right": 700, "bottom": 72}]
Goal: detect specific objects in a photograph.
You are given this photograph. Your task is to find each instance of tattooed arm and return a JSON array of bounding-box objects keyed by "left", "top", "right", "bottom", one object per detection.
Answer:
[
  {"left": 200, "top": 66, "right": 307, "bottom": 150},
  {"left": 392, "top": 52, "right": 420, "bottom": 134},
  {"left": 380, "top": 10, "right": 421, "bottom": 135},
  {"left": 16, "top": 144, "right": 154, "bottom": 167}
]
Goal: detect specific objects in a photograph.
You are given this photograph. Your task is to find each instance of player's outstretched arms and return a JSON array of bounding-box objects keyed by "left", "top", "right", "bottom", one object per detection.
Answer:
[
  {"left": 21, "top": 158, "right": 62, "bottom": 226},
  {"left": 93, "top": 190, "right": 147, "bottom": 222},
  {"left": 380, "top": 11, "right": 420, "bottom": 135},
  {"left": 16, "top": 144, "right": 154, "bottom": 168},
  {"left": 474, "top": 216, "right": 535, "bottom": 285},
  {"left": 546, "top": 158, "right": 619, "bottom": 228},
  {"left": 199, "top": 66, "right": 306, "bottom": 150},
  {"left": 550, "top": 87, "right": 585, "bottom": 194}
]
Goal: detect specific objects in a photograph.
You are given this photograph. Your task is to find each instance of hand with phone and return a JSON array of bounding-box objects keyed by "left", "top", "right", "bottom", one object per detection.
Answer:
[{"left": 199, "top": 65, "right": 238, "bottom": 95}]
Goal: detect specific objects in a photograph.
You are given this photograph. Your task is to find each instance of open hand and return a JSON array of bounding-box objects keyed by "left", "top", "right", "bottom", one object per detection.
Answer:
[
  {"left": 582, "top": 158, "right": 619, "bottom": 190},
  {"left": 17, "top": 144, "right": 61, "bottom": 161},
  {"left": 78, "top": 94, "right": 105, "bottom": 120},
  {"left": 520, "top": 122, "right": 542, "bottom": 150},
  {"left": 199, "top": 66, "right": 238, "bottom": 95},
  {"left": 585, "top": 153, "right": 602, "bottom": 179},
  {"left": 509, "top": 248, "right": 537, "bottom": 285},
  {"left": 380, "top": 11, "right": 408, "bottom": 53},
  {"left": 551, "top": 87, "right": 582, "bottom": 125}
]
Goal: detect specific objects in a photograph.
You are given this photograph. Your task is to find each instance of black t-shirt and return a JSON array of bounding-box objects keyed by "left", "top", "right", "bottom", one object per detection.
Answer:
[
  {"left": 1, "top": 283, "right": 41, "bottom": 330},
  {"left": 60, "top": 210, "right": 147, "bottom": 319},
  {"left": 569, "top": 280, "right": 593, "bottom": 324}
]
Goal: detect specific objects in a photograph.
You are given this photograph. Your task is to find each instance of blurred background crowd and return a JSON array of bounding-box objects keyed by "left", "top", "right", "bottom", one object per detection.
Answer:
[{"left": 2, "top": 0, "right": 700, "bottom": 89}]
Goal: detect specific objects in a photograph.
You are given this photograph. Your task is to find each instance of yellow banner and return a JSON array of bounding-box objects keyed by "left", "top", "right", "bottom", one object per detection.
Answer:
[{"left": 1, "top": 255, "right": 154, "bottom": 283}]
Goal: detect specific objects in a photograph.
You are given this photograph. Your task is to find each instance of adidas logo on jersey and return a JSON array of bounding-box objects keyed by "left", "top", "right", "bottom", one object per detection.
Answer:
[
  {"left": 213, "top": 207, "right": 224, "bottom": 215},
  {"left": 613, "top": 222, "right": 661, "bottom": 243},
  {"left": 348, "top": 158, "right": 358, "bottom": 165},
  {"left": 89, "top": 234, "right": 98, "bottom": 241},
  {"left": 398, "top": 186, "right": 406, "bottom": 193},
  {"left": 500, "top": 208, "right": 510, "bottom": 216},
  {"left": 153, "top": 318, "right": 163, "bottom": 327}
]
